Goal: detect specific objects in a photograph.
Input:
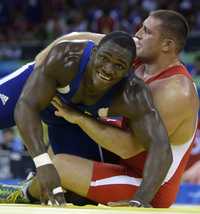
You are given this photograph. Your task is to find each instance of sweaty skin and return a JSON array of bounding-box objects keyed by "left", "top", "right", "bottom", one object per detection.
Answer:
[
  {"left": 14, "top": 36, "right": 135, "bottom": 205},
  {"left": 46, "top": 28, "right": 199, "bottom": 206},
  {"left": 27, "top": 32, "right": 171, "bottom": 206}
]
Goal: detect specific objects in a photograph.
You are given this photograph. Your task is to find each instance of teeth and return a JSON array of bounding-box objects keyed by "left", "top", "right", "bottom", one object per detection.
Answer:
[{"left": 98, "top": 72, "right": 111, "bottom": 81}]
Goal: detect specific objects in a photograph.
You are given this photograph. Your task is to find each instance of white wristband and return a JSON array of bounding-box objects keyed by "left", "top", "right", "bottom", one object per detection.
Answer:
[
  {"left": 33, "top": 153, "right": 53, "bottom": 168},
  {"left": 52, "top": 187, "right": 64, "bottom": 195}
]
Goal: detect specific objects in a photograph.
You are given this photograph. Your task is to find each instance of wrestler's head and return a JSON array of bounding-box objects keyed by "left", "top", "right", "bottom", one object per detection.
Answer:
[
  {"left": 89, "top": 31, "right": 136, "bottom": 92},
  {"left": 135, "top": 10, "right": 189, "bottom": 62}
]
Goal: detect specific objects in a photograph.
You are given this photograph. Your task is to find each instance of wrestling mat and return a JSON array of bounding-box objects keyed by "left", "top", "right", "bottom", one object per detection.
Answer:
[{"left": 0, "top": 204, "right": 199, "bottom": 214}]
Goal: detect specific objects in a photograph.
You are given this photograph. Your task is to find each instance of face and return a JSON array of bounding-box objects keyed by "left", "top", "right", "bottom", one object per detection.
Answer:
[
  {"left": 135, "top": 16, "right": 164, "bottom": 62},
  {"left": 91, "top": 41, "right": 132, "bottom": 91}
]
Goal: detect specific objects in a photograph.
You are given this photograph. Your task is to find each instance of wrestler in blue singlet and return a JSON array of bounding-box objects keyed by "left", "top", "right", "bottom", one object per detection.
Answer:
[{"left": 0, "top": 41, "right": 124, "bottom": 162}]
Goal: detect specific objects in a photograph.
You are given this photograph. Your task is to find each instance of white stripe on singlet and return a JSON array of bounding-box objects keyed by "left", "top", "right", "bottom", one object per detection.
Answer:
[
  {"left": 91, "top": 175, "right": 141, "bottom": 187},
  {"left": 0, "top": 62, "right": 35, "bottom": 86}
]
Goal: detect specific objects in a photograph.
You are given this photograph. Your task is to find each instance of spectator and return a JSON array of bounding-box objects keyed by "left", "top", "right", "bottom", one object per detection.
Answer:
[{"left": 1, "top": 128, "right": 24, "bottom": 153}]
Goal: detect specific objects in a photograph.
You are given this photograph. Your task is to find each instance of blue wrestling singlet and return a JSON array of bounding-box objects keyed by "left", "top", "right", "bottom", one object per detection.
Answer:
[
  {"left": 0, "top": 62, "right": 35, "bottom": 128},
  {"left": 0, "top": 41, "right": 123, "bottom": 162}
]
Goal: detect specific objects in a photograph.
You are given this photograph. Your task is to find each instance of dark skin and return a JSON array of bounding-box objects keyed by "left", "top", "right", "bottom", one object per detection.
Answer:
[
  {"left": 14, "top": 40, "right": 133, "bottom": 205},
  {"left": 52, "top": 72, "right": 172, "bottom": 207},
  {"left": 14, "top": 39, "right": 172, "bottom": 207}
]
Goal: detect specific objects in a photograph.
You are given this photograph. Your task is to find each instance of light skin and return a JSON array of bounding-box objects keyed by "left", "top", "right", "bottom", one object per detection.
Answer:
[
  {"left": 134, "top": 16, "right": 199, "bottom": 146},
  {"left": 27, "top": 15, "right": 199, "bottom": 207}
]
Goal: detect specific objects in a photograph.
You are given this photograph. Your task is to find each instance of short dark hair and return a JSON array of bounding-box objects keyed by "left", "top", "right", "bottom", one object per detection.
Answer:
[
  {"left": 150, "top": 10, "right": 189, "bottom": 53},
  {"left": 98, "top": 31, "right": 136, "bottom": 60}
]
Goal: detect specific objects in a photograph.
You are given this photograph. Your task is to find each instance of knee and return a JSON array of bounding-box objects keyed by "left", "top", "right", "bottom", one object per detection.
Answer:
[{"left": 52, "top": 154, "right": 65, "bottom": 170}]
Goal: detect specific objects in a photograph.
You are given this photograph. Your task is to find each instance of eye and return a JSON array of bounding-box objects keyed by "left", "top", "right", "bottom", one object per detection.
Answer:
[
  {"left": 99, "top": 55, "right": 108, "bottom": 62},
  {"left": 114, "top": 63, "right": 124, "bottom": 70},
  {"left": 144, "top": 26, "right": 150, "bottom": 34}
]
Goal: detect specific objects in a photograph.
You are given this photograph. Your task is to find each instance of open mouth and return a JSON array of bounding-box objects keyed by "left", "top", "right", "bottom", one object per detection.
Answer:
[{"left": 97, "top": 71, "right": 112, "bottom": 81}]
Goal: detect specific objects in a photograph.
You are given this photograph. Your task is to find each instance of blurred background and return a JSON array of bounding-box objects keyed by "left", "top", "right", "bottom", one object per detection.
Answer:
[{"left": 0, "top": 0, "right": 200, "bottom": 206}]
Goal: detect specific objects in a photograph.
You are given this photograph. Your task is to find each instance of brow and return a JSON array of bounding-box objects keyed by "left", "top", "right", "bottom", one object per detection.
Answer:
[{"left": 103, "top": 51, "right": 129, "bottom": 67}]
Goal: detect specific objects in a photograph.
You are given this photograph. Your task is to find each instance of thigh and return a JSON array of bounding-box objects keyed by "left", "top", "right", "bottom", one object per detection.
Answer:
[
  {"left": 87, "top": 161, "right": 140, "bottom": 205},
  {"left": 48, "top": 123, "right": 103, "bottom": 161},
  {"left": 48, "top": 122, "right": 120, "bottom": 163}
]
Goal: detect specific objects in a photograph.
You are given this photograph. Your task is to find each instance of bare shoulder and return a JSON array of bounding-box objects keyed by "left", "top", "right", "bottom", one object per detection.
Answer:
[
  {"left": 149, "top": 74, "right": 199, "bottom": 142},
  {"left": 150, "top": 74, "right": 198, "bottom": 111},
  {"left": 41, "top": 41, "right": 88, "bottom": 87}
]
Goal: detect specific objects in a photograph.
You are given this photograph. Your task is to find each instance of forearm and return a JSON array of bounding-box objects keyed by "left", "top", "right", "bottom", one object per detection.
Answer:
[
  {"left": 134, "top": 138, "right": 172, "bottom": 203},
  {"left": 78, "top": 115, "right": 144, "bottom": 159},
  {"left": 14, "top": 99, "right": 46, "bottom": 158}
]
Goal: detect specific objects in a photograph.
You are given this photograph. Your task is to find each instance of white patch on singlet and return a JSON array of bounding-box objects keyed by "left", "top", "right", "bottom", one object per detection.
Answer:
[
  {"left": 98, "top": 107, "right": 109, "bottom": 117},
  {"left": 57, "top": 85, "right": 70, "bottom": 94},
  {"left": 0, "top": 93, "right": 9, "bottom": 105}
]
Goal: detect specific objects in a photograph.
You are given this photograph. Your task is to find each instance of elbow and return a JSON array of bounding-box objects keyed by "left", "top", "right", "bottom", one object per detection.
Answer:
[
  {"left": 161, "top": 143, "right": 173, "bottom": 169},
  {"left": 14, "top": 99, "right": 24, "bottom": 123},
  {"left": 14, "top": 98, "right": 29, "bottom": 124}
]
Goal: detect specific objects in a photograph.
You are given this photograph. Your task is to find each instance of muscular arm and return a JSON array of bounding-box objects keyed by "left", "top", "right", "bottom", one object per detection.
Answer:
[
  {"left": 130, "top": 110, "right": 172, "bottom": 204},
  {"left": 114, "top": 75, "right": 173, "bottom": 204},
  {"left": 14, "top": 42, "right": 76, "bottom": 158},
  {"left": 53, "top": 75, "right": 173, "bottom": 205},
  {"left": 77, "top": 116, "right": 145, "bottom": 159},
  {"left": 35, "top": 32, "right": 104, "bottom": 67}
]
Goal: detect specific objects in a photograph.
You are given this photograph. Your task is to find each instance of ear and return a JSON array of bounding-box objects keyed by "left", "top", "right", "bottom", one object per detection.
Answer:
[
  {"left": 91, "top": 46, "right": 98, "bottom": 56},
  {"left": 162, "top": 39, "right": 176, "bottom": 52}
]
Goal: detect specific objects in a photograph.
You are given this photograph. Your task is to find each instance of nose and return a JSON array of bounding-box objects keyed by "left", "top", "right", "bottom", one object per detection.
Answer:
[{"left": 103, "top": 62, "right": 114, "bottom": 74}]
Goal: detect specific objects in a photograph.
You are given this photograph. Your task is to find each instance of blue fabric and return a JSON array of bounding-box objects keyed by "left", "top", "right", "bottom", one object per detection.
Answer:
[
  {"left": 0, "top": 42, "right": 123, "bottom": 162},
  {"left": 0, "top": 62, "right": 35, "bottom": 128},
  {"left": 176, "top": 183, "right": 200, "bottom": 204}
]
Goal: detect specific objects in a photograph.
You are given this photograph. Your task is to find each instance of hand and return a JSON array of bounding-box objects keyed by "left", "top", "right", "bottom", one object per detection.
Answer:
[
  {"left": 108, "top": 199, "right": 152, "bottom": 208},
  {"left": 36, "top": 164, "right": 66, "bottom": 205},
  {"left": 51, "top": 96, "right": 82, "bottom": 124}
]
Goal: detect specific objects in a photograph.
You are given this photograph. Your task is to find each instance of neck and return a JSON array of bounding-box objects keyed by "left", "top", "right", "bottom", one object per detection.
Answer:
[{"left": 143, "top": 53, "right": 181, "bottom": 76}]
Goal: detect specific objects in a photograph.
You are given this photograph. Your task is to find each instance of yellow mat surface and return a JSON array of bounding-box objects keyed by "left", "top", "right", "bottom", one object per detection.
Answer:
[{"left": 0, "top": 204, "right": 200, "bottom": 214}]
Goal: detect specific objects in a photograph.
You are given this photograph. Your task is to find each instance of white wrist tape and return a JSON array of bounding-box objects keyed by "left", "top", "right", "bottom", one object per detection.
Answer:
[
  {"left": 33, "top": 153, "right": 53, "bottom": 168},
  {"left": 52, "top": 186, "right": 64, "bottom": 195}
]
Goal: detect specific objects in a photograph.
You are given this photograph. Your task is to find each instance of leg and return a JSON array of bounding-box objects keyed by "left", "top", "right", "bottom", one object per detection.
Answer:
[
  {"left": 28, "top": 154, "right": 93, "bottom": 199},
  {"left": 28, "top": 154, "right": 139, "bottom": 205},
  {"left": 46, "top": 122, "right": 119, "bottom": 163}
]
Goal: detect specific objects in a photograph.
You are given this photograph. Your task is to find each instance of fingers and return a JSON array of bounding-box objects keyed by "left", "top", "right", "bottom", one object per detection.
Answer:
[
  {"left": 47, "top": 189, "right": 56, "bottom": 205},
  {"left": 48, "top": 186, "right": 66, "bottom": 206},
  {"left": 108, "top": 200, "right": 129, "bottom": 207},
  {"left": 108, "top": 200, "right": 146, "bottom": 207},
  {"left": 51, "top": 97, "right": 62, "bottom": 109},
  {"left": 54, "top": 110, "right": 62, "bottom": 117},
  {"left": 54, "top": 192, "right": 66, "bottom": 206}
]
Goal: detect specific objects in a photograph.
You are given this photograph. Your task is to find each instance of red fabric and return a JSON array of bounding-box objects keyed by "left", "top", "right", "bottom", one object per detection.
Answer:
[
  {"left": 86, "top": 64, "right": 196, "bottom": 207},
  {"left": 144, "top": 65, "right": 192, "bottom": 84}
]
